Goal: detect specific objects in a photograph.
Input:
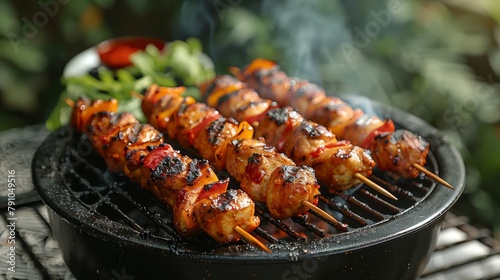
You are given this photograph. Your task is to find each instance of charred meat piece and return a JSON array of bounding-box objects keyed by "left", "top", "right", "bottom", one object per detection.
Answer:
[
  {"left": 224, "top": 138, "right": 319, "bottom": 218},
  {"left": 371, "top": 130, "right": 429, "bottom": 178},
  {"left": 194, "top": 188, "right": 260, "bottom": 243}
]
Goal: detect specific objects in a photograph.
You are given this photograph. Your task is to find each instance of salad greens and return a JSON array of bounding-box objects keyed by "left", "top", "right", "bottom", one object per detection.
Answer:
[{"left": 46, "top": 38, "right": 215, "bottom": 131}]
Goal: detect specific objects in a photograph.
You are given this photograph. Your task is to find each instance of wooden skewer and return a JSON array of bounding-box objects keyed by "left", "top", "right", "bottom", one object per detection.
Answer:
[
  {"left": 354, "top": 173, "right": 398, "bottom": 200},
  {"left": 65, "top": 98, "right": 75, "bottom": 107},
  {"left": 413, "top": 163, "right": 454, "bottom": 189},
  {"left": 130, "top": 91, "right": 144, "bottom": 99},
  {"left": 228, "top": 66, "right": 241, "bottom": 76},
  {"left": 302, "top": 200, "right": 340, "bottom": 224},
  {"left": 234, "top": 226, "right": 271, "bottom": 253}
]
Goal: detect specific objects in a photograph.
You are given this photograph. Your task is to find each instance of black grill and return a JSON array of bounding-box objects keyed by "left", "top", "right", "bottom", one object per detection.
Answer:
[{"left": 17, "top": 95, "right": 469, "bottom": 279}]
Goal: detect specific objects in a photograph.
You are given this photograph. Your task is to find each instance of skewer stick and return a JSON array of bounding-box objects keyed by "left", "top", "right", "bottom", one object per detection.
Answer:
[
  {"left": 234, "top": 226, "right": 271, "bottom": 253},
  {"left": 354, "top": 173, "right": 398, "bottom": 200},
  {"left": 65, "top": 98, "right": 75, "bottom": 107},
  {"left": 130, "top": 91, "right": 144, "bottom": 99},
  {"left": 302, "top": 200, "right": 340, "bottom": 224},
  {"left": 413, "top": 163, "right": 454, "bottom": 189},
  {"left": 228, "top": 66, "right": 241, "bottom": 76}
]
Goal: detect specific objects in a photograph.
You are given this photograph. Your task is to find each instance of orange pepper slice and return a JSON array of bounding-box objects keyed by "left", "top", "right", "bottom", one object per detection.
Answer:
[
  {"left": 206, "top": 83, "right": 245, "bottom": 108},
  {"left": 240, "top": 59, "right": 277, "bottom": 79},
  {"left": 196, "top": 178, "right": 230, "bottom": 202},
  {"left": 232, "top": 121, "right": 254, "bottom": 141},
  {"left": 214, "top": 121, "right": 254, "bottom": 169},
  {"left": 156, "top": 96, "right": 195, "bottom": 129},
  {"left": 72, "top": 99, "right": 119, "bottom": 133},
  {"left": 149, "top": 86, "right": 186, "bottom": 106}
]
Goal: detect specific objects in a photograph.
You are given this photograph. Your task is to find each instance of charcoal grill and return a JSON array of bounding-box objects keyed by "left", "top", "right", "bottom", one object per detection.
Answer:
[{"left": 31, "top": 97, "right": 465, "bottom": 280}]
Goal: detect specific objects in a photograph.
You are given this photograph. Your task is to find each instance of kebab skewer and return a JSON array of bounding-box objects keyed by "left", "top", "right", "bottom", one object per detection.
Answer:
[
  {"left": 231, "top": 59, "right": 453, "bottom": 189},
  {"left": 140, "top": 85, "right": 339, "bottom": 224},
  {"left": 200, "top": 75, "right": 396, "bottom": 200},
  {"left": 68, "top": 97, "right": 270, "bottom": 252}
]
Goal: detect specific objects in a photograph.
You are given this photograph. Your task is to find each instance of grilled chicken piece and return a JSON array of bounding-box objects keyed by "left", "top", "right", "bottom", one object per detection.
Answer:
[
  {"left": 313, "top": 144, "right": 375, "bottom": 191},
  {"left": 143, "top": 85, "right": 321, "bottom": 219},
  {"left": 265, "top": 165, "right": 320, "bottom": 218},
  {"left": 200, "top": 75, "right": 272, "bottom": 126},
  {"left": 123, "top": 123, "right": 164, "bottom": 183},
  {"left": 235, "top": 64, "right": 289, "bottom": 108},
  {"left": 69, "top": 97, "right": 259, "bottom": 243},
  {"left": 371, "top": 130, "right": 429, "bottom": 178},
  {"left": 225, "top": 138, "right": 320, "bottom": 218},
  {"left": 299, "top": 96, "right": 357, "bottom": 137},
  {"left": 202, "top": 78, "right": 376, "bottom": 192},
  {"left": 233, "top": 59, "right": 430, "bottom": 179},
  {"left": 194, "top": 188, "right": 260, "bottom": 243},
  {"left": 224, "top": 138, "right": 293, "bottom": 202}
]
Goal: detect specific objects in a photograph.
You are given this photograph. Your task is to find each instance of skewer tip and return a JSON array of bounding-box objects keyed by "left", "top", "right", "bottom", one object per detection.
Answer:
[
  {"left": 412, "top": 163, "right": 454, "bottom": 189},
  {"left": 228, "top": 66, "right": 241, "bottom": 77},
  {"left": 354, "top": 173, "right": 398, "bottom": 201},
  {"left": 234, "top": 226, "right": 271, "bottom": 254},
  {"left": 130, "top": 91, "right": 144, "bottom": 100},
  {"left": 65, "top": 98, "right": 75, "bottom": 107},
  {"left": 302, "top": 200, "right": 340, "bottom": 225}
]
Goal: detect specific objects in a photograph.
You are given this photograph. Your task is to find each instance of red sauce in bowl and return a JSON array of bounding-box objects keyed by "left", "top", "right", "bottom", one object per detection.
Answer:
[{"left": 96, "top": 36, "right": 166, "bottom": 68}]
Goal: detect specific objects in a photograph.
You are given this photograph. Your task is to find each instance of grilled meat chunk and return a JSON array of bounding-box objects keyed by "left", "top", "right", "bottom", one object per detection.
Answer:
[
  {"left": 371, "top": 130, "right": 430, "bottom": 178},
  {"left": 224, "top": 138, "right": 320, "bottom": 218},
  {"left": 194, "top": 188, "right": 260, "bottom": 243}
]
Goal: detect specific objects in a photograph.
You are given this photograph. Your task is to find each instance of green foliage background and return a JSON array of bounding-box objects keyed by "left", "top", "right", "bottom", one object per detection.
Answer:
[{"left": 1, "top": 0, "right": 499, "bottom": 238}]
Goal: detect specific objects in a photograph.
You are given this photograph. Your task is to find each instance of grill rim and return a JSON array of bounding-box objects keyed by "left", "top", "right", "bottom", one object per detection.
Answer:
[{"left": 31, "top": 96, "right": 465, "bottom": 264}]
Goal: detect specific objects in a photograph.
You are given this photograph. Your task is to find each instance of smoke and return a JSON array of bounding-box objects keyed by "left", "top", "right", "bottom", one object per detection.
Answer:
[
  {"left": 260, "top": 0, "right": 351, "bottom": 84},
  {"left": 174, "top": 0, "right": 217, "bottom": 60},
  {"left": 260, "top": 0, "right": 383, "bottom": 115},
  {"left": 172, "top": 0, "right": 389, "bottom": 115}
]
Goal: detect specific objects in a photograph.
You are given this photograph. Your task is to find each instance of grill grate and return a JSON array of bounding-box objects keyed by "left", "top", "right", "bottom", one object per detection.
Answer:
[
  {"left": 421, "top": 214, "right": 500, "bottom": 280},
  {"left": 57, "top": 133, "right": 437, "bottom": 247}
]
